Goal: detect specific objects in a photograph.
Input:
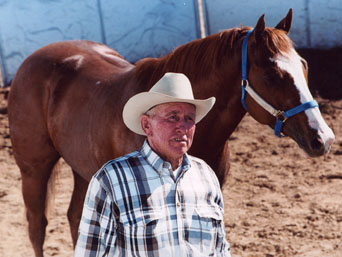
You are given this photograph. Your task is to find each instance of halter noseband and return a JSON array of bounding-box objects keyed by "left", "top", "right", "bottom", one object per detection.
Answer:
[{"left": 241, "top": 29, "right": 319, "bottom": 137}]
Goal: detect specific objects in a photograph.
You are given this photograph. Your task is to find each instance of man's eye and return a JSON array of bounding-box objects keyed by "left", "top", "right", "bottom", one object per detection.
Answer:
[{"left": 186, "top": 116, "right": 194, "bottom": 122}]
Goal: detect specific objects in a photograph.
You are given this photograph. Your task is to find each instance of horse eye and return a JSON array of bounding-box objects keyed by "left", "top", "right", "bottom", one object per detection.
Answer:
[{"left": 264, "top": 68, "right": 283, "bottom": 84}]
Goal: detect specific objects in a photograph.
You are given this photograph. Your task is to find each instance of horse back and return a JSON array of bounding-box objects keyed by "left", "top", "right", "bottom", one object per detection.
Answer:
[{"left": 9, "top": 40, "right": 139, "bottom": 180}]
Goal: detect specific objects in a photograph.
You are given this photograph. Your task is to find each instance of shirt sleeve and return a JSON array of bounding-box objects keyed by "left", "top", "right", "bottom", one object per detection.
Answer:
[
  {"left": 74, "top": 176, "right": 117, "bottom": 257},
  {"left": 216, "top": 213, "right": 231, "bottom": 257},
  {"left": 207, "top": 164, "right": 232, "bottom": 257}
]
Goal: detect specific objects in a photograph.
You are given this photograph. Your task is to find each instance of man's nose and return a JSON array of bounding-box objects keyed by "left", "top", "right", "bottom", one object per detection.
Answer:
[
  {"left": 177, "top": 119, "right": 195, "bottom": 132},
  {"left": 176, "top": 120, "right": 187, "bottom": 132}
]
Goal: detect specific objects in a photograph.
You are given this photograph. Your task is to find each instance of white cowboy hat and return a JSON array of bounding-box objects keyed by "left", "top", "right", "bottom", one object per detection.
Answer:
[{"left": 123, "top": 72, "right": 216, "bottom": 135}]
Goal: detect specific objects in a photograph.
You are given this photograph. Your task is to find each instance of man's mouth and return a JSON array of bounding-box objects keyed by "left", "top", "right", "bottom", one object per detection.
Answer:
[{"left": 173, "top": 138, "right": 187, "bottom": 143}]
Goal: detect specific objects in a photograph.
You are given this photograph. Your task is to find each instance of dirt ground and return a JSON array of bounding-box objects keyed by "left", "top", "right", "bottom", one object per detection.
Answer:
[{"left": 0, "top": 62, "right": 341, "bottom": 256}]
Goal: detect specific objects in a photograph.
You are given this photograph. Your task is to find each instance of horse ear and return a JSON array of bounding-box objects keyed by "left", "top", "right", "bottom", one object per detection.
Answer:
[
  {"left": 252, "top": 14, "right": 266, "bottom": 41},
  {"left": 275, "top": 8, "right": 293, "bottom": 34}
]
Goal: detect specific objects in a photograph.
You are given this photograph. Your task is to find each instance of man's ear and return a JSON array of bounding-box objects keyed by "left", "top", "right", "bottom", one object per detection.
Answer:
[{"left": 141, "top": 115, "right": 152, "bottom": 136}]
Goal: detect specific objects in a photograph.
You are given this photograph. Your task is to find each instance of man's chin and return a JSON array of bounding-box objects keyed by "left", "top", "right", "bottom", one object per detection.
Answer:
[{"left": 171, "top": 146, "right": 189, "bottom": 157}]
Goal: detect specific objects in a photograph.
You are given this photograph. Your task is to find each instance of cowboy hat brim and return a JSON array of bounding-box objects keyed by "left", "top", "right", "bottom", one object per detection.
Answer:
[{"left": 123, "top": 92, "right": 215, "bottom": 135}]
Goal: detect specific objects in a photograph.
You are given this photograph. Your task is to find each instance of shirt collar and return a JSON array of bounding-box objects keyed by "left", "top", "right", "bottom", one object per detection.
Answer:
[{"left": 140, "top": 140, "right": 191, "bottom": 173}]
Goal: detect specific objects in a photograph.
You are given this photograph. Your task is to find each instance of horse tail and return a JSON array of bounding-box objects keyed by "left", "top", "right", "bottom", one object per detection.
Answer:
[{"left": 45, "top": 160, "right": 61, "bottom": 219}]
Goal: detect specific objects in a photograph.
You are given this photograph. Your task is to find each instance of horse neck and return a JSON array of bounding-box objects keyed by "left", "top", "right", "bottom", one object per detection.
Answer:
[{"left": 133, "top": 30, "right": 247, "bottom": 140}]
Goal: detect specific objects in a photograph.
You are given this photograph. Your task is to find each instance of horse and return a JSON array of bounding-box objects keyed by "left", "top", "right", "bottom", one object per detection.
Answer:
[{"left": 8, "top": 9, "right": 334, "bottom": 257}]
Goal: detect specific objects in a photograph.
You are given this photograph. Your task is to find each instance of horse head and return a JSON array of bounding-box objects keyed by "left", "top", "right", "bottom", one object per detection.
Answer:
[{"left": 242, "top": 9, "right": 334, "bottom": 157}]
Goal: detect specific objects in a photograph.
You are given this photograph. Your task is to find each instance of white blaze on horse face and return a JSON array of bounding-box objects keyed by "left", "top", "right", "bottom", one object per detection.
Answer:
[
  {"left": 63, "top": 54, "right": 84, "bottom": 69},
  {"left": 270, "top": 49, "right": 335, "bottom": 152}
]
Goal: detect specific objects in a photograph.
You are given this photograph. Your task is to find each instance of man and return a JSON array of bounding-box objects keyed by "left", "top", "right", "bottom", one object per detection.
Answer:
[{"left": 74, "top": 72, "right": 231, "bottom": 256}]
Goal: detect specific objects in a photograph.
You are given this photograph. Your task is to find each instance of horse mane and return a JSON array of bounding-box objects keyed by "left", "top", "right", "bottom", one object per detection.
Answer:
[
  {"left": 134, "top": 27, "right": 245, "bottom": 85},
  {"left": 262, "top": 27, "right": 294, "bottom": 55},
  {"left": 134, "top": 26, "right": 294, "bottom": 86}
]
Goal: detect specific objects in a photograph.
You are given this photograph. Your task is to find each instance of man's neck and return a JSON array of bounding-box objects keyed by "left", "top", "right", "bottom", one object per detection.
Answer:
[
  {"left": 159, "top": 152, "right": 183, "bottom": 170},
  {"left": 146, "top": 140, "right": 184, "bottom": 170},
  {"left": 168, "top": 158, "right": 182, "bottom": 171}
]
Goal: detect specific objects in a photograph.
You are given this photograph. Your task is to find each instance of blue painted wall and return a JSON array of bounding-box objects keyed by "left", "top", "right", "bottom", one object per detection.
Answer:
[
  {"left": 0, "top": 0, "right": 103, "bottom": 85},
  {"left": 204, "top": 0, "right": 342, "bottom": 48},
  {"left": 1, "top": 0, "right": 341, "bottom": 86},
  {"left": 100, "top": 0, "right": 201, "bottom": 62},
  {"left": 0, "top": 0, "right": 200, "bottom": 85}
]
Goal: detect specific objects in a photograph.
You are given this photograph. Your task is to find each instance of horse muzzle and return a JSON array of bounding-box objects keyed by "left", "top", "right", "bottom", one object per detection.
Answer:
[
  {"left": 308, "top": 135, "right": 334, "bottom": 157},
  {"left": 299, "top": 128, "right": 335, "bottom": 157}
]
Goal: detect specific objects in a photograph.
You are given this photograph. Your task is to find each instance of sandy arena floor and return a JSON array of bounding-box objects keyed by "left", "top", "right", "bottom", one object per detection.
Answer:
[{"left": 0, "top": 85, "right": 341, "bottom": 256}]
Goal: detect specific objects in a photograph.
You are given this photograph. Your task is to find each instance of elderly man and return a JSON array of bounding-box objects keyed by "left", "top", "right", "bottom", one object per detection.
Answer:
[{"left": 74, "top": 72, "right": 231, "bottom": 256}]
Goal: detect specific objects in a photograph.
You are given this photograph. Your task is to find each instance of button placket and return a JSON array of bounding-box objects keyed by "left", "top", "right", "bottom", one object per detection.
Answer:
[{"left": 175, "top": 183, "right": 185, "bottom": 252}]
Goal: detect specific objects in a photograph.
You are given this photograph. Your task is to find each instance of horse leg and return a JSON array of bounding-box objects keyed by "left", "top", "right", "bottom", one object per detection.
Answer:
[
  {"left": 19, "top": 156, "right": 60, "bottom": 257},
  {"left": 67, "top": 170, "right": 89, "bottom": 246},
  {"left": 217, "top": 140, "right": 230, "bottom": 188}
]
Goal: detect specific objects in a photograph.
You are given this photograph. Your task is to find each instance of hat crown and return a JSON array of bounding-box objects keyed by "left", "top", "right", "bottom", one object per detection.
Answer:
[
  {"left": 150, "top": 72, "right": 194, "bottom": 99},
  {"left": 123, "top": 72, "right": 215, "bottom": 135}
]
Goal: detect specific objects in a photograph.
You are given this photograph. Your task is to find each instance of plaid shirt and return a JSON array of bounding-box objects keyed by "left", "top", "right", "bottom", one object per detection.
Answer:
[{"left": 74, "top": 141, "right": 231, "bottom": 257}]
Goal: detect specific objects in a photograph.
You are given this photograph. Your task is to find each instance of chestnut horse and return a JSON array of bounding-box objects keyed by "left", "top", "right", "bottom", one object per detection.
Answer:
[{"left": 8, "top": 10, "right": 334, "bottom": 257}]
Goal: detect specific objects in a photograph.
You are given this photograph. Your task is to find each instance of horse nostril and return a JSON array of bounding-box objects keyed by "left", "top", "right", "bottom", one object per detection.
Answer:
[{"left": 310, "top": 137, "right": 324, "bottom": 151}]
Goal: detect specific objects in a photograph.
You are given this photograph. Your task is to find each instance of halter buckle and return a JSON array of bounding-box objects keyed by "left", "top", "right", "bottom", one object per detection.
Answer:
[{"left": 275, "top": 110, "right": 287, "bottom": 122}]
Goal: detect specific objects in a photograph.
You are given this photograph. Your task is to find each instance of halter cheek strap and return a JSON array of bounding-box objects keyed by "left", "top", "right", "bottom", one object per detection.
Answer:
[{"left": 241, "top": 28, "right": 319, "bottom": 138}]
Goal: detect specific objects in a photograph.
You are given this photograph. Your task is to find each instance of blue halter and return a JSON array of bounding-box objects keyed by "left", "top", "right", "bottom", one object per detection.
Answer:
[{"left": 241, "top": 29, "right": 319, "bottom": 137}]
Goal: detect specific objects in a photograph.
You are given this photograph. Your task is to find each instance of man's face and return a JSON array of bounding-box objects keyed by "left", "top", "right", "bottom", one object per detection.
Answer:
[{"left": 141, "top": 102, "right": 196, "bottom": 164}]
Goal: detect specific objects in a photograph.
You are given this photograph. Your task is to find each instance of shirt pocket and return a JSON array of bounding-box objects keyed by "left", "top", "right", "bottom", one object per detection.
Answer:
[
  {"left": 188, "top": 205, "right": 224, "bottom": 255},
  {"left": 196, "top": 205, "right": 223, "bottom": 228},
  {"left": 118, "top": 209, "right": 165, "bottom": 239}
]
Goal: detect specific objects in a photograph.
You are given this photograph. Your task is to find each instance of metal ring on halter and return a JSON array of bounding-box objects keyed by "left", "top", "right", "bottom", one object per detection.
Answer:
[
  {"left": 275, "top": 110, "right": 288, "bottom": 122},
  {"left": 242, "top": 79, "right": 249, "bottom": 88}
]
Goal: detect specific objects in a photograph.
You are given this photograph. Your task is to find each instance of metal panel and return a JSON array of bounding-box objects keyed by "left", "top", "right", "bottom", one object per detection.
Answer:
[
  {"left": 308, "top": 0, "right": 342, "bottom": 48},
  {"left": 204, "top": 0, "right": 307, "bottom": 48},
  {"left": 0, "top": 0, "right": 201, "bottom": 86},
  {"left": 0, "top": 0, "right": 103, "bottom": 85},
  {"left": 100, "top": 0, "right": 200, "bottom": 62}
]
